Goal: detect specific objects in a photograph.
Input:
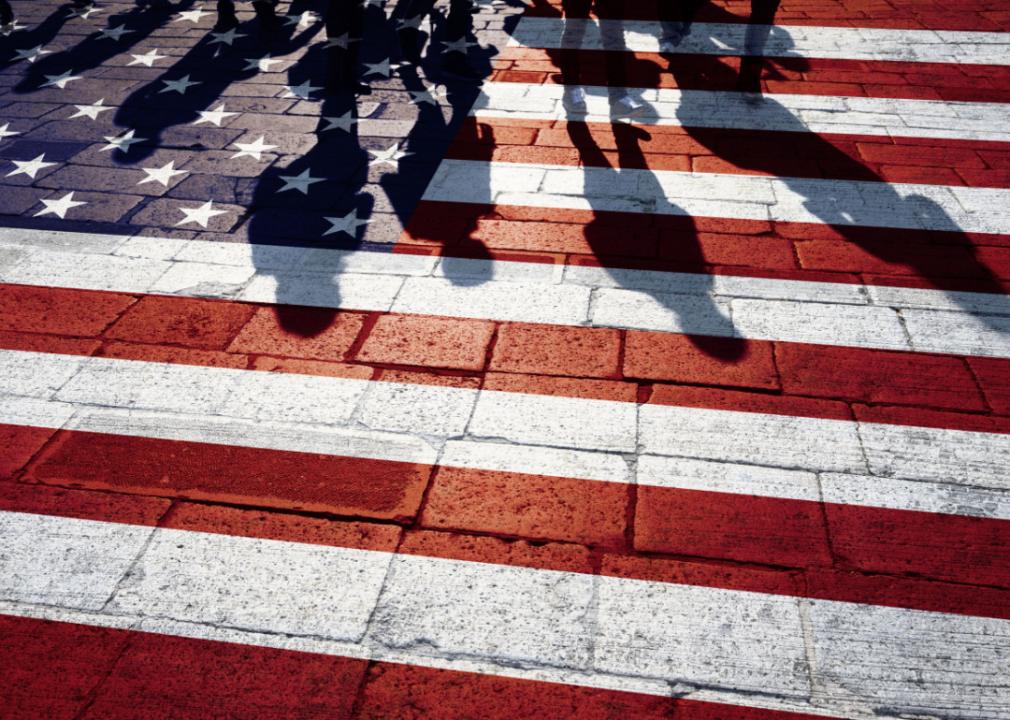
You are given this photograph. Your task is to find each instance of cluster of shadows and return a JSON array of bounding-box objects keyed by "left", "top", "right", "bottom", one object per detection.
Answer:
[
  {"left": 6, "top": 0, "right": 1002, "bottom": 351},
  {"left": 531, "top": 0, "right": 1003, "bottom": 359}
]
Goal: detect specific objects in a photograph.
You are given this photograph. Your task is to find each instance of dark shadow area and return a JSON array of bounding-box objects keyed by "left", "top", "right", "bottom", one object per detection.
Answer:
[
  {"left": 240, "top": 0, "right": 503, "bottom": 335},
  {"left": 558, "top": 0, "right": 743, "bottom": 358},
  {"left": 13, "top": 0, "right": 196, "bottom": 92},
  {"left": 426, "top": 0, "right": 745, "bottom": 358},
  {"left": 110, "top": 0, "right": 318, "bottom": 164},
  {"left": 1, "top": 3, "right": 72, "bottom": 61},
  {"left": 4, "top": 0, "right": 1002, "bottom": 348},
  {"left": 661, "top": 0, "right": 1004, "bottom": 317}
]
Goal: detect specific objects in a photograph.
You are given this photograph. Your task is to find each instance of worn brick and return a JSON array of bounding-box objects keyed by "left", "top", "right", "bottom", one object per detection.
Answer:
[
  {"left": 624, "top": 331, "right": 779, "bottom": 390},
  {"left": 357, "top": 314, "right": 495, "bottom": 371},
  {"left": 491, "top": 322, "right": 621, "bottom": 378},
  {"left": 106, "top": 295, "right": 256, "bottom": 349},
  {"left": 0, "top": 284, "right": 135, "bottom": 337},
  {"left": 229, "top": 306, "right": 366, "bottom": 361}
]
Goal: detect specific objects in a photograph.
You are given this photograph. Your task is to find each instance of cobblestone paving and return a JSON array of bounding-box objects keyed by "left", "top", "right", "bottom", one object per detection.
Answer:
[{"left": 2, "top": 0, "right": 1010, "bottom": 718}]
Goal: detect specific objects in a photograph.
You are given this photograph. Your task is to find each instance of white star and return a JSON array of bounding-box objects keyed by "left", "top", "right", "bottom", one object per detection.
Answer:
[
  {"left": 243, "top": 54, "right": 281, "bottom": 72},
  {"left": 368, "top": 143, "right": 409, "bottom": 167},
  {"left": 67, "top": 5, "right": 100, "bottom": 20},
  {"left": 282, "top": 80, "right": 321, "bottom": 100},
  {"left": 13, "top": 44, "right": 51, "bottom": 63},
  {"left": 323, "top": 210, "right": 369, "bottom": 237},
  {"left": 230, "top": 135, "right": 277, "bottom": 160},
  {"left": 283, "top": 10, "right": 318, "bottom": 27},
  {"left": 0, "top": 123, "right": 20, "bottom": 140},
  {"left": 409, "top": 83, "right": 446, "bottom": 106},
  {"left": 138, "top": 160, "right": 187, "bottom": 186},
  {"left": 320, "top": 112, "right": 357, "bottom": 133},
  {"left": 97, "top": 24, "right": 132, "bottom": 41},
  {"left": 193, "top": 103, "right": 237, "bottom": 126},
  {"left": 176, "top": 199, "right": 227, "bottom": 227},
  {"left": 128, "top": 48, "right": 167, "bottom": 67},
  {"left": 442, "top": 37, "right": 476, "bottom": 54},
  {"left": 174, "top": 6, "right": 208, "bottom": 23},
  {"left": 2, "top": 20, "right": 27, "bottom": 35},
  {"left": 363, "top": 0, "right": 384, "bottom": 7},
  {"left": 362, "top": 58, "right": 390, "bottom": 78},
  {"left": 7, "top": 154, "right": 57, "bottom": 179},
  {"left": 159, "top": 74, "right": 201, "bottom": 94},
  {"left": 101, "top": 129, "right": 147, "bottom": 153},
  {"left": 277, "top": 168, "right": 323, "bottom": 194},
  {"left": 35, "top": 192, "right": 87, "bottom": 219},
  {"left": 209, "top": 27, "right": 245, "bottom": 46},
  {"left": 41, "top": 70, "right": 82, "bottom": 89},
  {"left": 70, "top": 98, "right": 113, "bottom": 120},
  {"left": 396, "top": 14, "right": 423, "bottom": 30}
]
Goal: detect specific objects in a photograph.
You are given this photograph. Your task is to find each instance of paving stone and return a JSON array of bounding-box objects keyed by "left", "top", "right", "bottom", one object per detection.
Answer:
[
  {"left": 105, "top": 295, "right": 257, "bottom": 350},
  {"left": 357, "top": 313, "right": 495, "bottom": 371}
]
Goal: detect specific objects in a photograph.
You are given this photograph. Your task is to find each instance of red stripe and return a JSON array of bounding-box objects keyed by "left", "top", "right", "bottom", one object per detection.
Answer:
[
  {"left": 6, "top": 456, "right": 1010, "bottom": 618},
  {"left": 450, "top": 117, "right": 1010, "bottom": 189},
  {"left": 3, "top": 283, "right": 1009, "bottom": 432},
  {"left": 0, "top": 613, "right": 840, "bottom": 720},
  {"left": 405, "top": 200, "right": 1010, "bottom": 296},
  {"left": 523, "top": 0, "right": 1010, "bottom": 32},
  {"left": 19, "top": 424, "right": 430, "bottom": 523},
  {"left": 0, "top": 614, "right": 366, "bottom": 720},
  {"left": 492, "top": 49, "right": 1010, "bottom": 102}
]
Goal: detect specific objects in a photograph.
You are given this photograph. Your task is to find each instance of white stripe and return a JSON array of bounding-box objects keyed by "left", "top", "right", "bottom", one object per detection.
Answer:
[
  {"left": 472, "top": 82, "right": 1010, "bottom": 142},
  {"left": 2, "top": 510, "right": 1008, "bottom": 719},
  {"left": 4, "top": 351, "right": 1010, "bottom": 511},
  {"left": 509, "top": 17, "right": 1010, "bottom": 65},
  {"left": 422, "top": 158, "right": 1010, "bottom": 235},
  {"left": 3, "top": 228, "right": 1010, "bottom": 358}
]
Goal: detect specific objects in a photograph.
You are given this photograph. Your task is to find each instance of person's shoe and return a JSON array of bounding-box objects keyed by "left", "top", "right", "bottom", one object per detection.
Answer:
[
  {"left": 562, "top": 86, "right": 587, "bottom": 114},
  {"left": 611, "top": 93, "right": 647, "bottom": 119}
]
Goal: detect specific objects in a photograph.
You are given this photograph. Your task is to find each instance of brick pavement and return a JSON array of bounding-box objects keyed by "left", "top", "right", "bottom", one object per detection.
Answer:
[{"left": 2, "top": 0, "right": 1010, "bottom": 717}]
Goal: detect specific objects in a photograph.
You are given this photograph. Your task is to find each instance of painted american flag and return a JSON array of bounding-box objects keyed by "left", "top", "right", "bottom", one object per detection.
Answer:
[{"left": 1, "top": 0, "right": 1009, "bottom": 716}]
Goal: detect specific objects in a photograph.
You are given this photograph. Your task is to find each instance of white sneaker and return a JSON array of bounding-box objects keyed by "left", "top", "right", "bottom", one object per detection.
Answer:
[
  {"left": 562, "top": 86, "right": 587, "bottom": 114},
  {"left": 611, "top": 94, "right": 646, "bottom": 118}
]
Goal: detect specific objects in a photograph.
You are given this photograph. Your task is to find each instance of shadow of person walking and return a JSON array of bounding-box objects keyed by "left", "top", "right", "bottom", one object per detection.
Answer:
[
  {"left": 239, "top": 0, "right": 501, "bottom": 337},
  {"left": 1, "top": 3, "right": 72, "bottom": 60},
  {"left": 660, "top": 0, "right": 1006, "bottom": 322},
  {"left": 244, "top": 86, "right": 373, "bottom": 336}
]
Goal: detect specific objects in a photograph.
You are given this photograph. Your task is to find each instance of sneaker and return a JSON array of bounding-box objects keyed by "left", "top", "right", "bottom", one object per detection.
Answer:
[
  {"left": 611, "top": 93, "right": 647, "bottom": 119},
  {"left": 562, "top": 86, "right": 587, "bottom": 114}
]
